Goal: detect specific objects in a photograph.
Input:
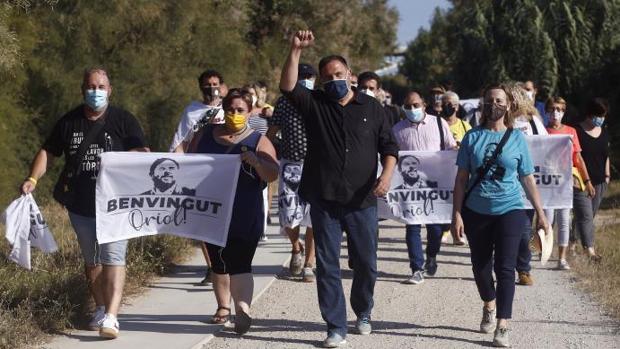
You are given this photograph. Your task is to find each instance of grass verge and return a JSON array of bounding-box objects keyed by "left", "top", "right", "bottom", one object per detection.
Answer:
[
  {"left": 571, "top": 180, "right": 620, "bottom": 319},
  {"left": 0, "top": 203, "right": 193, "bottom": 349}
]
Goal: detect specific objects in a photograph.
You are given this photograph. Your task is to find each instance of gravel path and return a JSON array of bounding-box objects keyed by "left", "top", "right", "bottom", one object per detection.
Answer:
[{"left": 206, "top": 222, "right": 619, "bottom": 348}]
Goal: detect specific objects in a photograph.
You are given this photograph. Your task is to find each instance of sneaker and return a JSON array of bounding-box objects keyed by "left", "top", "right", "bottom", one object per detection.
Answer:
[
  {"left": 424, "top": 257, "right": 438, "bottom": 277},
  {"left": 355, "top": 317, "right": 372, "bottom": 335},
  {"left": 589, "top": 254, "right": 602, "bottom": 263},
  {"left": 199, "top": 268, "right": 212, "bottom": 286},
  {"left": 99, "top": 314, "right": 119, "bottom": 339},
  {"left": 88, "top": 306, "right": 105, "bottom": 331},
  {"left": 323, "top": 332, "right": 346, "bottom": 348},
  {"left": 403, "top": 270, "right": 425, "bottom": 285},
  {"left": 480, "top": 306, "right": 496, "bottom": 333},
  {"left": 260, "top": 234, "right": 268, "bottom": 241},
  {"left": 289, "top": 247, "right": 304, "bottom": 276},
  {"left": 493, "top": 327, "right": 510, "bottom": 347},
  {"left": 517, "top": 271, "right": 534, "bottom": 286},
  {"left": 302, "top": 267, "right": 316, "bottom": 283},
  {"left": 557, "top": 259, "right": 571, "bottom": 270}
]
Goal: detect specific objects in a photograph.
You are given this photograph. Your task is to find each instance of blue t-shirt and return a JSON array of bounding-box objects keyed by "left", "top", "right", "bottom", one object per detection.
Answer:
[{"left": 456, "top": 127, "right": 534, "bottom": 215}]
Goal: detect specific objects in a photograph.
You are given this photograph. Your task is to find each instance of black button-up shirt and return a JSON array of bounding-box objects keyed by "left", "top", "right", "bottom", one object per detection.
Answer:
[{"left": 283, "top": 84, "right": 399, "bottom": 208}]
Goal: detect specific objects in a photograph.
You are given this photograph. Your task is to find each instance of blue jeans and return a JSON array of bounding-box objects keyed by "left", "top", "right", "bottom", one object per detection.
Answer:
[
  {"left": 310, "top": 199, "right": 378, "bottom": 338},
  {"left": 516, "top": 210, "right": 535, "bottom": 273},
  {"left": 405, "top": 224, "right": 444, "bottom": 272}
]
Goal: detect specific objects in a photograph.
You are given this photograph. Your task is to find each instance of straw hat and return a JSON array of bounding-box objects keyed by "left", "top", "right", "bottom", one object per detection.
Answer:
[{"left": 533, "top": 228, "right": 553, "bottom": 265}]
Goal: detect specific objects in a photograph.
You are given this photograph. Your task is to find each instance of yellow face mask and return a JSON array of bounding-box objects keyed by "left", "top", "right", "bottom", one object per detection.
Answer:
[{"left": 224, "top": 112, "right": 247, "bottom": 132}]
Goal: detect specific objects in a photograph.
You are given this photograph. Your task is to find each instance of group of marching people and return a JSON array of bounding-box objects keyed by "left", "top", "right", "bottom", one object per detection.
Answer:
[{"left": 20, "top": 29, "right": 611, "bottom": 348}]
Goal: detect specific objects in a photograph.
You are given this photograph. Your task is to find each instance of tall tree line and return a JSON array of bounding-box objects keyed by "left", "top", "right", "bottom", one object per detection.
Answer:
[
  {"left": 401, "top": 0, "right": 619, "bottom": 170},
  {"left": 0, "top": 0, "right": 398, "bottom": 206}
]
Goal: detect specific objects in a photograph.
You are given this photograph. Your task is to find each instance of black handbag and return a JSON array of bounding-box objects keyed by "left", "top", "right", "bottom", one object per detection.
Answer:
[{"left": 53, "top": 117, "right": 106, "bottom": 206}]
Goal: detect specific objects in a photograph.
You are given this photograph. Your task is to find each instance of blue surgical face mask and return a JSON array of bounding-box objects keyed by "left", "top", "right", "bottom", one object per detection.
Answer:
[
  {"left": 299, "top": 79, "right": 315, "bottom": 90},
  {"left": 85, "top": 89, "right": 108, "bottom": 111},
  {"left": 402, "top": 106, "right": 425, "bottom": 123},
  {"left": 591, "top": 116, "right": 605, "bottom": 127},
  {"left": 323, "top": 79, "right": 349, "bottom": 101}
]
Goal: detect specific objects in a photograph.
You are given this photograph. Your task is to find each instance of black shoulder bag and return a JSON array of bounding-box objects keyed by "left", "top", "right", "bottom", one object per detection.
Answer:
[
  {"left": 53, "top": 118, "right": 106, "bottom": 207},
  {"left": 436, "top": 115, "right": 446, "bottom": 150},
  {"left": 462, "top": 128, "right": 513, "bottom": 205}
]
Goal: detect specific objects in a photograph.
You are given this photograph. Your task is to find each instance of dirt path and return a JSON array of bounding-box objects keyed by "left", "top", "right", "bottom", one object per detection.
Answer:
[{"left": 206, "top": 222, "right": 620, "bottom": 348}]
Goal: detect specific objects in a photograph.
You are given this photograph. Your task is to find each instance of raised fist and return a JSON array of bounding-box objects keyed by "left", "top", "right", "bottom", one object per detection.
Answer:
[{"left": 292, "top": 30, "right": 315, "bottom": 49}]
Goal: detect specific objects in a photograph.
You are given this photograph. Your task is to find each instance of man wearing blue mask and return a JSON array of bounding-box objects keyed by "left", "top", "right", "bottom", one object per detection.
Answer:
[
  {"left": 392, "top": 91, "right": 456, "bottom": 285},
  {"left": 21, "top": 67, "right": 148, "bottom": 339},
  {"left": 267, "top": 63, "right": 318, "bottom": 283},
  {"left": 279, "top": 30, "right": 398, "bottom": 348}
]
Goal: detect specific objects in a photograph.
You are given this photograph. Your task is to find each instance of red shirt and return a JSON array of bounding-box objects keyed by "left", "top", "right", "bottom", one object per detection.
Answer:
[{"left": 547, "top": 125, "right": 581, "bottom": 165}]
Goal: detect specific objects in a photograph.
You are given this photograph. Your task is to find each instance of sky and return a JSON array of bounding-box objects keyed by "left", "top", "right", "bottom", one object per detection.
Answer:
[{"left": 388, "top": 0, "right": 452, "bottom": 47}]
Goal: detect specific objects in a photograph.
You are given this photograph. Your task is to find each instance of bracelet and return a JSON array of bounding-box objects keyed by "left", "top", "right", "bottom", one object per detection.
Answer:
[
  {"left": 584, "top": 179, "right": 591, "bottom": 184},
  {"left": 26, "top": 177, "right": 38, "bottom": 185},
  {"left": 605, "top": 175, "right": 611, "bottom": 178}
]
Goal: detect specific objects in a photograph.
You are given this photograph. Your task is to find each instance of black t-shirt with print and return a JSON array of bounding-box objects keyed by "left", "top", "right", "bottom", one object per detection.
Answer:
[{"left": 43, "top": 105, "right": 147, "bottom": 217}]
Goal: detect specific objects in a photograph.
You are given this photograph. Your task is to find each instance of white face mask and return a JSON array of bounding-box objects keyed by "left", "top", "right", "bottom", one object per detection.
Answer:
[
  {"left": 360, "top": 89, "right": 375, "bottom": 98},
  {"left": 550, "top": 110, "right": 564, "bottom": 123},
  {"left": 525, "top": 90, "right": 534, "bottom": 101}
]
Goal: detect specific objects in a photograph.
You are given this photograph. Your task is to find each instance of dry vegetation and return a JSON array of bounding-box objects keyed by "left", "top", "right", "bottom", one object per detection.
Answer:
[
  {"left": 570, "top": 181, "right": 620, "bottom": 319},
  {"left": 0, "top": 203, "right": 192, "bottom": 349}
]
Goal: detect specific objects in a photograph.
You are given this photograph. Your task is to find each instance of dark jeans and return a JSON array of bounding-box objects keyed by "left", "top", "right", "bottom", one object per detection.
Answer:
[
  {"left": 463, "top": 206, "right": 526, "bottom": 319},
  {"left": 516, "top": 210, "right": 535, "bottom": 273},
  {"left": 571, "top": 182, "right": 608, "bottom": 248},
  {"left": 310, "top": 199, "right": 378, "bottom": 337},
  {"left": 405, "top": 224, "right": 444, "bottom": 272}
]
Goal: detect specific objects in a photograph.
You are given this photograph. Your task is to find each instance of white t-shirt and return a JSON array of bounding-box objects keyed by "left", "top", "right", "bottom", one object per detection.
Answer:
[
  {"left": 513, "top": 115, "right": 548, "bottom": 136},
  {"left": 169, "top": 101, "right": 224, "bottom": 151}
]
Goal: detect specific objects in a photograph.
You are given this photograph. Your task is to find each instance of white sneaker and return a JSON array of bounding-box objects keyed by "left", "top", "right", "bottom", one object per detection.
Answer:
[
  {"left": 88, "top": 306, "right": 105, "bottom": 331},
  {"left": 558, "top": 259, "right": 571, "bottom": 270},
  {"left": 99, "top": 314, "right": 120, "bottom": 339}
]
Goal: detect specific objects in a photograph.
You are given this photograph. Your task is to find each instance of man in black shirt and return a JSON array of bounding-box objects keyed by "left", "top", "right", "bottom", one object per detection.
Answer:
[
  {"left": 279, "top": 30, "right": 398, "bottom": 347},
  {"left": 21, "top": 68, "right": 148, "bottom": 340}
]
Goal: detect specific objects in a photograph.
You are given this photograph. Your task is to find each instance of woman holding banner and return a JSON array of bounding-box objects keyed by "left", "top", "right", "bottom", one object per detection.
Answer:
[
  {"left": 545, "top": 96, "right": 595, "bottom": 270},
  {"left": 451, "top": 84, "right": 549, "bottom": 347},
  {"left": 188, "top": 88, "right": 278, "bottom": 334}
]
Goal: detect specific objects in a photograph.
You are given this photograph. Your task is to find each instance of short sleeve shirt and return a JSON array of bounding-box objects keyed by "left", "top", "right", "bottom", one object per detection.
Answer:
[
  {"left": 269, "top": 95, "right": 308, "bottom": 161},
  {"left": 169, "top": 101, "right": 224, "bottom": 151},
  {"left": 456, "top": 127, "right": 534, "bottom": 215},
  {"left": 449, "top": 119, "right": 472, "bottom": 143},
  {"left": 547, "top": 125, "right": 581, "bottom": 166},
  {"left": 43, "top": 105, "right": 147, "bottom": 217}
]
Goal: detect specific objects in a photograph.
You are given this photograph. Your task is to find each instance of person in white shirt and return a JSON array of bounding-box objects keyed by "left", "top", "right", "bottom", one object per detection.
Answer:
[
  {"left": 506, "top": 82, "right": 549, "bottom": 287},
  {"left": 170, "top": 70, "right": 226, "bottom": 153}
]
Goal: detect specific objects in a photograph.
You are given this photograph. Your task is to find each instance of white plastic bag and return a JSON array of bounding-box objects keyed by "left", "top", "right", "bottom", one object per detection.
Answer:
[{"left": 3, "top": 194, "right": 57, "bottom": 269}]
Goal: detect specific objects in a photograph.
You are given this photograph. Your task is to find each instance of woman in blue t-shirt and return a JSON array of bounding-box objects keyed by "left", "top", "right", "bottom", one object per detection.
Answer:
[{"left": 451, "top": 84, "right": 549, "bottom": 348}]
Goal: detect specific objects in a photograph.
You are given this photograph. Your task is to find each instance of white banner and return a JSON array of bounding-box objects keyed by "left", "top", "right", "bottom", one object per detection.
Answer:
[
  {"left": 96, "top": 152, "right": 240, "bottom": 246},
  {"left": 523, "top": 135, "right": 573, "bottom": 209},
  {"left": 378, "top": 135, "right": 573, "bottom": 223},
  {"left": 378, "top": 151, "right": 458, "bottom": 224}
]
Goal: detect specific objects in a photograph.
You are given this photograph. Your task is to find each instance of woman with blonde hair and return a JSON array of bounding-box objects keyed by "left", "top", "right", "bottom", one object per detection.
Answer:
[
  {"left": 505, "top": 82, "right": 548, "bottom": 286},
  {"left": 451, "top": 83, "right": 548, "bottom": 347}
]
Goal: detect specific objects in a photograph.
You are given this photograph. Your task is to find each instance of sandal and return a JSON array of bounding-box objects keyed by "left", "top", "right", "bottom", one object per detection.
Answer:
[
  {"left": 211, "top": 306, "right": 231, "bottom": 324},
  {"left": 234, "top": 309, "right": 252, "bottom": 335}
]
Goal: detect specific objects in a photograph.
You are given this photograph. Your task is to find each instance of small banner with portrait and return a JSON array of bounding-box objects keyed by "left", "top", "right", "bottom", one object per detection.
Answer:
[
  {"left": 378, "top": 151, "right": 458, "bottom": 224},
  {"left": 96, "top": 152, "right": 240, "bottom": 246},
  {"left": 277, "top": 159, "right": 311, "bottom": 228},
  {"left": 378, "top": 135, "right": 573, "bottom": 224}
]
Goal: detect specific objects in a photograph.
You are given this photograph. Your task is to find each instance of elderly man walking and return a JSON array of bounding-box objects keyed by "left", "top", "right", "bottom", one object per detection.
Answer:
[{"left": 279, "top": 30, "right": 398, "bottom": 347}]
